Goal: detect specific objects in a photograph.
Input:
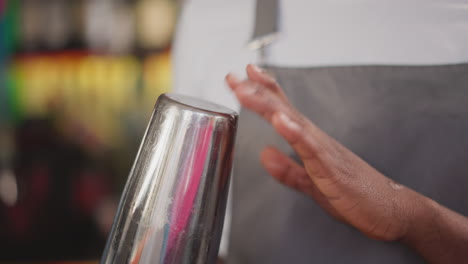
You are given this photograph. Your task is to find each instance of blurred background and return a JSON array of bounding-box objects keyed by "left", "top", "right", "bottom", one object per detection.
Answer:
[{"left": 0, "top": 0, "right": 178, "bottom": 262}]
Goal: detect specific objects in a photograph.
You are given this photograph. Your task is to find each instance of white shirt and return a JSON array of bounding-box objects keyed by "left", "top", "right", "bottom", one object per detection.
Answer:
[{"left": 172, "top": 0, "right": 468, "bottom": 256}]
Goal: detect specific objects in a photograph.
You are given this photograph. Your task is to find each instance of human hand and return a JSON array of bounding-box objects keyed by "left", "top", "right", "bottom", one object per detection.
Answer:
[{"left": 225, "top": 64, "right": 431, "bottom": 242}]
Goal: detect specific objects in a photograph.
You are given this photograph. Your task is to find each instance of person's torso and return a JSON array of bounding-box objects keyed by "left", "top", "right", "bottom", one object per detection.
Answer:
[
  {"left": 172, "top": 1, "right": 468, "bottom": 262},
  {"left": 229, "top": 64, "right": 468, "bottom": 264}
]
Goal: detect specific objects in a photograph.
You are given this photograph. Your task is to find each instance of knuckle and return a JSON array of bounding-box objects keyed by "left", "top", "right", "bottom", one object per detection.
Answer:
[
  {"left": 304, "top": 158, "right": 323, "bottom": 178},
  {"left": 287, "top": 120, "right": 306, "bottom": 144}
]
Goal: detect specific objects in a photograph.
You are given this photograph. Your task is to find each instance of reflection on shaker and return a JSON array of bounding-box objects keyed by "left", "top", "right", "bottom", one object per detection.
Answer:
[{"left": 101, "top": 93, "right": 237, "bottom": 264}]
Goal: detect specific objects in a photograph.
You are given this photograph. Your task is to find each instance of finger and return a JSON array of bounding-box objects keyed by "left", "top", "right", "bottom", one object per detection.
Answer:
[
  {"left": 228, "top": 69, "right": 332, "bottom": 172},
  {"left": 271, "top": 111, "right": 334, "bottom": 178},
  {"left": 245, "top": 64, "right": 288, "bottom": 101},
  {"left": 261, "top": 146, "right": 346, "bottom": 221},
  {"left": 261, "top": 146, "right": 317, "bottom": 195},
  {"left": 228, "top": 72, "right": 324, "bottom": 159},
  {"left": 229, "top": 73, "right": 331, "bottom": 179},
  {"left": 232, "top": 79, "right": 288, "bottom": 122},
  {"left": 261, "top": 146, "right": 344, "bottom": 219},
  {"left": 226, "top": 70, "right": 291, "bottom": 122},
  {"left": 225, "top": 73, "right": 242, "bottom": 91}
]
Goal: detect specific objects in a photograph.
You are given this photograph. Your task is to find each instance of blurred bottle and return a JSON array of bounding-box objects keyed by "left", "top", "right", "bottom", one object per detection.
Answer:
[
  {"left": 109, "top": 1, "right": 136, "bottom": 54},
  {"left": 42, "top": 0, "right": 73, "bottom": 50},
  {"left": 0, "top": 126, "right": 18, "bottom": 207},
  {"left": 136, "top": 0, "right": 176, "bottom": 51},
  {"left": 84, "top": 0, "right": 135, "bottom": 54},
  {"left": 20, "top": 0, "right": 44, "bottom": 51}
]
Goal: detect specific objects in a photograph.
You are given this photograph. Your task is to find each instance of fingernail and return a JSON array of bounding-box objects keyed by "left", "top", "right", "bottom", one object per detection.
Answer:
[
  {"left": 250, "top": 64, "right": 277, "bottom": 82},
  {"left": 277, "top": 113, "right": 301, "bottom": 131},
  {"left": 264, "top": 160, "right": 284, "bottom": 171},
  {"left": 250, "top": 64, "right": 264, "bottom": 73},
  {"left": 226, "top": 73, "right": 240, "bottom": 84}
]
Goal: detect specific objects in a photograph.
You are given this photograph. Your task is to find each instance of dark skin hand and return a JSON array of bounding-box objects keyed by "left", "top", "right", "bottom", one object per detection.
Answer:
[{"left": 225, "top": 64, "right": 468, "bottom": 264}]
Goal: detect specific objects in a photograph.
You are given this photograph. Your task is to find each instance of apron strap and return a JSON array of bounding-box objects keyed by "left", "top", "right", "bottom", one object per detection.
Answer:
[{"left": 248, "top": 0, "right": 281, "bottom": 64}]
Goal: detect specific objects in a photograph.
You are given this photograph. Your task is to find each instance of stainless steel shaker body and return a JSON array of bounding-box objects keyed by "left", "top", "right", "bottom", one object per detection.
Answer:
[{"left": 101, "top": 94, "right": 237, "bottom": 264}]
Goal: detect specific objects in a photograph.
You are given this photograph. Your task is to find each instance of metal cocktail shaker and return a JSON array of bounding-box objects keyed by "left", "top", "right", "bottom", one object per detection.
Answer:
[{"left": 101, "top": 93, "right": 238, "bottom": 264}]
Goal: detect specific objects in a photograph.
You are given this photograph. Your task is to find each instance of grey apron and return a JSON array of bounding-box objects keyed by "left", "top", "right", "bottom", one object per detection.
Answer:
[{"left": 228, "top": 2, "right": 468, "bottom": 264}]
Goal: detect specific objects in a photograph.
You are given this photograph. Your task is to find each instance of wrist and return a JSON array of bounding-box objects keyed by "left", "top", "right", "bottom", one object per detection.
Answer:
[
  {"left": 400, "top": 193, "right": 450, "bottom": 262},
  {"left": 401, "top": 194, "right": 441, "bottom": 244},
  {"left": 400, "top": 192, "right": 468, "bottom": 263}
]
